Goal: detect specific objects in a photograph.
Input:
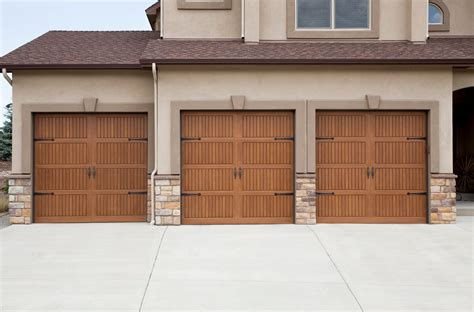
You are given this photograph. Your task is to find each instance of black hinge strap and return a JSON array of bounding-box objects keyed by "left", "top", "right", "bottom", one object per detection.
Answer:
[
  {"left": 274, "top": 137, "right": 294, "bottom": 141},
  {"left": 274, "top": 192, "right": 294, "bottom": 196},
  {"left": 407, "top": 137, "right": 426, "bottom": 141},
  {"left": 316, "top": 137, "right": 335, "bottom": 141},
  {"left": 315, "top": 192, "right": 336, "bottom": 196},
  {"left": 181, "top": 137, "right": 202, "bottom": 141},
  {"left": 182, "top": 193, "right": 202, "bottom": 196},
  {"left": 128, "top": 138, "right": 148, "bottom": 142},
  {"left": 128, "top": 191, "right": 147, "bottom": 195},
  {"left": 407, "top": 192, "right": 428, "bottom": 195},
  {"left": 34, "top": 138, "right": 55, "bottom": 142}
]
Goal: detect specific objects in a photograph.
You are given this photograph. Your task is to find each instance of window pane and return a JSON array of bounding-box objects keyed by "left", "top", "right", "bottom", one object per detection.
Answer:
[
  {"left": 335, "top": 0, "right": 369, "bottom": 29},
  {"left": 297, "top": 0, "right": 331, "bottom": 28},
  {"left": 429, "top": 3, "right": 443, "bottom": 25}
]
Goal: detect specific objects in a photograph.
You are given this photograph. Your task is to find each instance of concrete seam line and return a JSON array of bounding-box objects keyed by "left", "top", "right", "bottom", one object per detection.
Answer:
[
  {"left": 306, "top": 225, "right": 365, "bottom": 312},
  {"left": 139, "top": 226, "right": 169, "bottom": 312}
]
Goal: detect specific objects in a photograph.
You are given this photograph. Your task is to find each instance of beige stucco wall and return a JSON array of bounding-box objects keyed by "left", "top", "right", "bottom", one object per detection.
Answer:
[
  {"left": 157, "top": 65, "right": 454, "bottom": 174},
  {"left": 11, "top": 66, "right": 456, "bottom": 177},
  {"left": 430, "top": 0, "right": 474, "bottom": 36},
  {"left": 453, "top": 69, "right": 474, "bottom": 91},
  {"left": 11, "top": 70, "right": 155, "bottom": 174},
  {"left": 164, "top": 0, "right": 433, "bottom": 41},
  {"left": 163, "top": 0, "right": 242, "bottom": 39}
]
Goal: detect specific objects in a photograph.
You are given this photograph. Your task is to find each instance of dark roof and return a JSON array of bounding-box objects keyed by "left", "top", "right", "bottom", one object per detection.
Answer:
[
  {"left": 141, "top": 38, "right": 474, "bottom": 65},
  {"left": 145, "top": 2, "right": 160, "bottom": 31},
  {"left": 1, "top": 31, "right": 473, "bottom": 70},
  {"left": 0, "top": 31, "right": 161, "bottom": 69}
]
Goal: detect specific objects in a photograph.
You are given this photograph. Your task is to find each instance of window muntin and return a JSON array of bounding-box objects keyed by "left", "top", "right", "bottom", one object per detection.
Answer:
[
  {"left": 428, "top": 3, "right": 443, "bottom": 25},
  {"left": 297, "top": 0, "right": 370, "bottom": 30}
]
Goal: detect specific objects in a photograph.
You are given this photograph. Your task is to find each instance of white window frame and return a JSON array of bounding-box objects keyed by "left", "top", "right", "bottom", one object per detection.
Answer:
[{"left": 296, "top": 0, "right": 372, "bottom": 31}]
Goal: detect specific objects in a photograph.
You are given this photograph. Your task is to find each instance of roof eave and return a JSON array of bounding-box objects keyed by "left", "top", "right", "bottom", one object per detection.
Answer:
[
  {"left": 139, "top": 59, "right": 474, "bottom": 66},
  {"left": 0, "top": 64, "right": 144, "bottom": 72}
]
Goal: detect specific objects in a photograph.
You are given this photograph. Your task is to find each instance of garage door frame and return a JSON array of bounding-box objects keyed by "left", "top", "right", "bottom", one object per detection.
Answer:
[
  {"left": 32, "top": 112, "right": 150, "bottom": 223},
  {"left": 180, "top": 110, "right": 296, "bottom": 225},
  {"left": 314, "top": 109, "right": 430, "bottom": 224}
]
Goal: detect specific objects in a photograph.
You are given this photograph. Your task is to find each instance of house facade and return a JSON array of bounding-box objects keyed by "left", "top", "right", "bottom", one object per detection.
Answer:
[{"left": 1, "top": 0, "right": 473, "bottom": 225}]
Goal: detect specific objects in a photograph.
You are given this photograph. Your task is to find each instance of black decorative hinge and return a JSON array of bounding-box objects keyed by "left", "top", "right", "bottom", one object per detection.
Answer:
[
  {"left": 315, "top": 192, "right": 335, "bottom": 196},
  {"left": 181, "top": 137, "right": 202, "bottom": 141},
  {"left": 181, "top": 193, "right": 202, "bottom": 196},
  {"left": 316, "top": 137, "right": 335, "bottom": 141}
]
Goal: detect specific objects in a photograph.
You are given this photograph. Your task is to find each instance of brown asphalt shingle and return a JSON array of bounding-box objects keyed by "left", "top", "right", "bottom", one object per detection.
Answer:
[
  {"left": 141, "top": 38, "right": 474, "bottom": 65},
  {"left": 0, "top": 31, "right": 161, "bottom": 69},
  {"left": 0, "top": 31, "right": 473, "bottom": 69}
]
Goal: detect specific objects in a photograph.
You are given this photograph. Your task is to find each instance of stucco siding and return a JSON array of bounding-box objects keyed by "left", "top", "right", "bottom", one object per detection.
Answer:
[
  {"left": 453, "top": 69, "right": 474, "bottom": 91},
  {"left": 157, "top": 65, "right": 453, "bottom": 174},
  {"left": 433, "top": 0, "right": 474, "bottom": 36},
  {"left": 11, "top": 70, "right": 155, "bottom": 174},
  {"left": 163, "top": 0, "right": 242, "bottom": 39}
]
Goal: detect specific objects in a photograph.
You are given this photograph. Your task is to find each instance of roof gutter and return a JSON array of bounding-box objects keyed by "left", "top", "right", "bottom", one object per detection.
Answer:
[
  {"left": 150, "top": 63, "right": 158, "bottom": 225},
  {"left": 2, "top": 68, "right": 12, "bottom": 86}
]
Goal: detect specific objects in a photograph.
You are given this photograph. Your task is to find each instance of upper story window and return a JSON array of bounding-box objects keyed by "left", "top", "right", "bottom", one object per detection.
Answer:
[
  {"left": 297, "top": 0, "right": 370, "bottom": 30},
  {"left": 287, "top": 0, "right": 379, "bottom": 39},
  {"left": 428, "top": 3, "right": 443, "bottom": 25},
  {"left": 428, "top": 0, "right": 450, "bottom": 32}
]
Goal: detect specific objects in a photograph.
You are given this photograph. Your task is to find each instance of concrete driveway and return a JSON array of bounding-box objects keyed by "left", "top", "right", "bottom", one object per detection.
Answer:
[{"left": 1, "top": 218, "right": 472, "bottom": 312}]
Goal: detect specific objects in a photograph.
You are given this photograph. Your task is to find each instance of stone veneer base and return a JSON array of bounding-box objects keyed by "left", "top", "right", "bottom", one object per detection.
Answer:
[
  {"left": 8, "top": 174, "right": 32, "bottom": 224},
  {"left": 295, "top": 173, "right": 316, "bottom": 224},
  {"left": 150, "top": 175, "right": 181, "bottom": 225},
  {"left": 430, "top": 173, "right": 457, "bottom": 224}
]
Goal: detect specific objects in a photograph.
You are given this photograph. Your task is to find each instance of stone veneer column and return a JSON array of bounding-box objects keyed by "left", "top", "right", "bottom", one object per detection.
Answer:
[
  {"left": 295, "top": 173, "right": 316, "bottom": 224},
  {"left": 8, "top": 174, "right": 32, "bottom": 224},
  {"left": 152, "top": 175, "right": 181, "bottom": 225},
  {"left": 430, "top": 173, "right": 457, "bottom": 224}
]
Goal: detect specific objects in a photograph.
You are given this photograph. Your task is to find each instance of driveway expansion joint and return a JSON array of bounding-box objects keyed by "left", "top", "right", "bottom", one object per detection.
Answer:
[
  {"left": 139, "top": 226, "right": 168, "bottom": 312},
  {"left": 306, "top": 225, "right": 365, "bottom": 312}
]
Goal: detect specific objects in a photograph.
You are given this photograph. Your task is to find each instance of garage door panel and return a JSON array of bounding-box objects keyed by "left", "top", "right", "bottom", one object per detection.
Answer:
[
  {"left": 375, "top": 142, "right": 425, "bottom": 164},
  {"left": 35, "top": 143, "right": 88, "bottom": 165},
  {"left": 316, "top": 111, "right": 427, "bottom": 224},
  {"left": 182, "top": 142, "right": 234, "bottom": 165},
  {"left": 317, "top": 195, "right": 368, "bottom": 218},
  {"left": 375, "top": 195, "right": 427, "bottom": 218},
  {"left": 182, "top": 195, "right": 234, "bottom": 219},
  {"left": 96, "top": 168, "right": 147, "bottom": 190},
  {"left": 35, "top": 115, "right": 88, "bottom": 139},
  {"left": 96, "top": 194, "right": 147, "bottom": 217},
  {"left": 182, "top": 111, "right": 294, "bottom": 225},
  {"left": 317, "top": 168, "right": 367, "bottom": 191},
  {"left": 182, "top": 168, "right": 234, "bottom": 191},
  {"left": 35, "top": 168, "right": 88, "bottom": 191},
  {"left": 374, "top": 114, "right": 426, "bottom": 137},
  {"left": 317, "top": 142, "right": 366, "bottom": 164},
  {"left": 181, "top": 113, "right": 234, "bottom": 138},
  {"left": 242, "top": 168, "right": 293, "bottom": 192},
  {"left": 242, "top": 142, "right": 293, "bottom": 165},
  {"left": 35, "top": 194, "right": 88, "bottom": 218},
  {"left": 242, "top": 195, "right": 293, "bottom": 219},
  {"left": 316, "top": 113, "right": 367, "bottom": 137},
  {"left": 34, "top": 114, "right": 148, "bottom": 223},
  {"left": 96, "top": 115, "right": 147, "bottom": 139},
  {"left": 375, "top": 168, "right": 426, "bottom": 191},
  {"left": 242, "top": 113, "right": 293, "bottom": 138},
  {"left": 96, "top": 142, "right": 147, "bottom": 165}
]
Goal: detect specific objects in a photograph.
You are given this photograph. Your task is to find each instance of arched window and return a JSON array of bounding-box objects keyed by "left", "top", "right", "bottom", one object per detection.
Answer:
[
  {"left": 428, "top": 1, "right": 450, "bottom": 32},
  {"left": 429, "top": 3, "right": 443, "bottom": 25}
]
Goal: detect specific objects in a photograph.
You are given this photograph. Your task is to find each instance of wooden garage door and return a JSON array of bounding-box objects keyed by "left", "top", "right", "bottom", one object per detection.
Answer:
[
  {"left": 181, "top": 111, "right": 294, "bottom": 224},
  {"left": 34, "top": 114, "right": 148, "bottom": 223},
  {"left": 316, "top": 111, "right": 427, "bottom": 223}
]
